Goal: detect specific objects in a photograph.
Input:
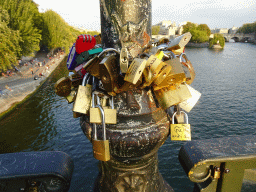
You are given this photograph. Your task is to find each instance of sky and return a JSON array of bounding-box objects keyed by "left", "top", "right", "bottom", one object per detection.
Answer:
[{"left": 33, "top": 0, "right": 256, "bottom": 31}]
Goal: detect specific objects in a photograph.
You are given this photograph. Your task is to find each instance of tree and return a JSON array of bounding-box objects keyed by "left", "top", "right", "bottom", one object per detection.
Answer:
[
  {"left": 197, "top": 24, "right": 211, "bottom": 36},
  {"left": 237, "top": 21, "right": 256, "bottom": 34},
  {"left": 152, "top": 25, "right": 160, "bottom": 35},
  {"left": 0, "top": 7, "right": 22, "bottom": 72},
  {"left": 0, "top": 0, "right": 42, "bottom": 56},
  {"left": 190, "top": 29, "right": 209, "bottom": 43},
  {"left": 182, "top": 22, "right": 197, "bottom": 34},
  {"left": 41, "top": 10, "right": 80, "bottom": 53},
  {"left": 209, "top": 34, "right": 225, "bottom": 48}
]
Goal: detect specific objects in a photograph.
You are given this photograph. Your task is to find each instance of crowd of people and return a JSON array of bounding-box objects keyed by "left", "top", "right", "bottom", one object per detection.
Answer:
[{"left": 0, "top": 50, "right": 64, "bottom": 97}]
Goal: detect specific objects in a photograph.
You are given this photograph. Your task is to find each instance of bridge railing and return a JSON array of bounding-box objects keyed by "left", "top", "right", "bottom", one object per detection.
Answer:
[{"left": 179, "top": 135, "right": 256, "bottom": 192}]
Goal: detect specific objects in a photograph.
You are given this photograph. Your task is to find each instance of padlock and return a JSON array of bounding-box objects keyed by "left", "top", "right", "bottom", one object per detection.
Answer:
[
  {"left": 179, "top": 85, "right": 201, "bottom": 112},
  {"left": 73, "top": 100, "right": 82, "bottom": 118},
  {"left": 54, "top": 77, "right": 72, "bottom": 97},
  {"left": 74, "top": 64, "right": 87, "bottom": 77},
  {"left": 65, "top": 88, "right": 77, "bottom": 104},
  {"left": 99, "top": 54, "right": 119, "bottom": 93},
  {"left": 153, "top": 57, "right": 186, "bottom": 90},
  {"left": 75, "top": 51, "right": 89, "bottom": 65},
  {"left": 114, "top": 75, "right": 142, "bottom": 94},
  {"left": 142, "top": 52, "right": 165, "bottom": 87},
  {"left": 120, "top": 47, "right": 129, "bottom": 73},
  {"left": 124, "top": 58, "right": 147, "bottom": 84},
  {"left": 155, "top": 49, "right": 164, "bottom": 60},
  {"left": 179, "top": 53, "right": 195, "bottom": 85},
  {"left": 67, "top": 43, "right": 78, "bottom": 70},
  {"left": 83, "top": 48, "right": 119, "bottom": 78},
  {"left": 90, "top": 94, "right": 117, "bottom": 124},
  {"left": 92, "top": 104, "right": 110, "bottom": 161},
  {"left": 73, "top": 73, "right": 92, "bottom": 115},
  {"left": 152, "top": 64, "right": 172, "bottom": 90},
  {"left": 170, "top": 111, "right": 191, "bottom": 141},
  {"left": 166, "top": 32, "right": 191, "bottom": 51},
  {"left": 154, "top": 83, "right": 192, "bottom": 110},
  {"left": 75, "top": 34, "right": 96, "bottom": 54}
]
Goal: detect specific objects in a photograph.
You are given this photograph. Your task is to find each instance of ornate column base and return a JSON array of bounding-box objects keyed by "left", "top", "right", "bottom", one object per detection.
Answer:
[{"left": 93, "top": 153, "right": 174, "bottom": 192}]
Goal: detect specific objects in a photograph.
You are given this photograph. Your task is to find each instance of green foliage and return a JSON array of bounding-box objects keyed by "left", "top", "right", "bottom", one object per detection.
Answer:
[
  {"left": 209, "top": 34, "right": 225, "bottom": 48},
  {"left": 182, "top": 22, "right": 211, "bottom": 43},
  {"left": 0, "top": 0, "right": 42, "bottom": 56},
  {"left": 197, "top": 24, "right": 211, "bottom": 36},
  {"left": 0, "top": 7, "right": 22, "bottom": 72},
  {"left": 237, "top": 21, "right": 256, "bottom": 34},
  {"left": 41, "top": 10, "right": 91, "bottom": 53},
  {"left": 190, "top": 29, "right": 209, "bottom": 43},
  {"left": 182, "top": 22, "right": 197, "bottom": 34},
  {"left": 86, "top": 31, "right": 100, "bottom": 36},
  {"left": 152, "top": 25, "right": 160, "bottom": 35}
]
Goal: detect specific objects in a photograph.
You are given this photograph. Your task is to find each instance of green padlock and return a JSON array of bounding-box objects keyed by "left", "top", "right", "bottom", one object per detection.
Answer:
[{"left": 170, "top": 111, "right": 191, "bottom": 141}]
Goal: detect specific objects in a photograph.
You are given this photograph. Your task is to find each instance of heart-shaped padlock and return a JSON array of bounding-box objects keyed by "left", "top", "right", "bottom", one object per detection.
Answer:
[{"left": 75, "top": 34, "right": 96, "bottom": 54}]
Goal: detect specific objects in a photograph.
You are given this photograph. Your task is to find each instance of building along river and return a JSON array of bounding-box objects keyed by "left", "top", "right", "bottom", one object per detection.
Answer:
[{"left": 0, "top": 42, "right": 256, "bottom": 191}]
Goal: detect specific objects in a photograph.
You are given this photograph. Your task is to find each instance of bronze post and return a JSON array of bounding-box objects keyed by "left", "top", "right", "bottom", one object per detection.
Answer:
[{"left": 80, "top": 0, "right": 174, "bottom": 191}]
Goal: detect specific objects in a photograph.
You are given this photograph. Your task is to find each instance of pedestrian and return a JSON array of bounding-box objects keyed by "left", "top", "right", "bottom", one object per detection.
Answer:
[
  {"left": 43, "top": 60, "right": 46, "bottom": 65},
  {"left": 5, "top": 85, "right": 12, "bottom": 91},
  {"left": 0, "top": 88, "right": 2, "bottom": 96},
  {"left": 30, "top": 68, "right": 34, "bottom": 75}
]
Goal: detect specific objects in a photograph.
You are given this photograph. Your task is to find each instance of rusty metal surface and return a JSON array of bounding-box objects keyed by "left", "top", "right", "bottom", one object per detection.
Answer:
[
  {"left": 100, "top": 0, "right": 152, "bottom": 57},
  {"left": 93, "top": 153, "right": 174, "bottom": 192}
]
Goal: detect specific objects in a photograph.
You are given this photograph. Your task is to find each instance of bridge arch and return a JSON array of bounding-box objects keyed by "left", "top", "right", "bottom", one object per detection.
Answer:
[{"left": 231, "top": 37, "right": 240, "bottom": 42}]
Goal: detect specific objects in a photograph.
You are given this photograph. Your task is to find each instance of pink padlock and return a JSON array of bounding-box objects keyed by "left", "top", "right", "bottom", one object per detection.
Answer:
[{"left": 75, "top": 35, "right": 96, "bottom": 54}]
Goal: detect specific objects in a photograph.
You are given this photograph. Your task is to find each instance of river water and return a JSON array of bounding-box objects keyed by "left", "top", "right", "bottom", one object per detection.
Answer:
[{"left": 1, "top": 42, "right": 256, "bottom": 192}]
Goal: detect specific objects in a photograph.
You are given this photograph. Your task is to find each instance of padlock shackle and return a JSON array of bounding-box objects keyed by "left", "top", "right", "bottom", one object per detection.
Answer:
[
  {"left": 91, "top": 92, "right": 101, "bottom": 108},
  {"left": 98, "top": 48, "right": 120, "bottom": 58},
  {"left": 95, "top": 105, "right": 107, "bottom": 141},
  {"left": 82, "top": 73, "right": 90, "bottom": 86},
  {"left": 110, "top": 96, "right": 114, "bottom": 109},
  {"left": 172, "top": 111, "right": 189, "bottom": 124},
  {"left": 179, "top": 53, "right": 188, "bottom": 63}
]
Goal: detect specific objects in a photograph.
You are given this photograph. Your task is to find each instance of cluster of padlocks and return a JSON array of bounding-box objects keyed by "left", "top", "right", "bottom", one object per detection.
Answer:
[{"left": 55, "top": 32, "right": 201, "bottom": 161}]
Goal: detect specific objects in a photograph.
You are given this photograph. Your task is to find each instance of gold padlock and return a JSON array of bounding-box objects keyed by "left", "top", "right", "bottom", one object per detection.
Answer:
[
  {"left": 90, "top": 94, "right": 117, "bottom": 124},
  {"left": 154, "top": 57, "right": 186, "bottom": 90},
  {"left": 54, "top": 77, "right": 72, "bottom": 97},
  {"left": 92, "top": 104, "right": 110, "bottom": 161},
  {"left": 142, "top": 53, "right": 164, "bottom": 86},
  {"left": 120, "top": 47, "right": 129, "bottom": 73},
  {"left": 124, "top": 58, "right": 147, "bottom": 84},
  {"left": 170, "top": 111, "right": 191, "bottom": 141},
  {"left": 179, "top": 53, "right": 196, "bottom": 85},
  {"left": 73, "top": 74, "right": 92, "bottom": 115},
  {"left": 114, "top": 75, "right": 142, "bottom": 94},
  {"left": 152, "top": 63, "right": 172, "bottom": 90},
  {"left": 65, "top": 88, "right": 77, "bottom": 104},
  {"left": 154, "top": 83, "right": 192, "bottom": 110},
  {"left": 83, "top": 48, "right": 120, "bottom": 78},
  {"left": 99, "top": 54, "right": 119, "bottom": 93},
  {"left": 179, "top": 84, "right": 201, "bottom": 112}
]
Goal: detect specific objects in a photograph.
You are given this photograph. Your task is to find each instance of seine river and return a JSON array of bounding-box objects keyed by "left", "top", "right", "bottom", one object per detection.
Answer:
[{"left": 1, "top": 42, "right": 256, "bottom": 191}]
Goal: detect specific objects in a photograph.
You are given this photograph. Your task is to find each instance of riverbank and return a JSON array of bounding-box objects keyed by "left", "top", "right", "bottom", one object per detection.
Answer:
[
  {"left": 186, "top": 42, "right": 209, "bottom": 48},
  {"left": 0, "top": 53, "right": 66, "bottom": 119}
]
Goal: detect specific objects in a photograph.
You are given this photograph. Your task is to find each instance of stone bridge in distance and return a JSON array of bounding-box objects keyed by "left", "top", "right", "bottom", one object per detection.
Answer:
[{"left": 221, "top": 33, "right": 255, "bottom": 42}]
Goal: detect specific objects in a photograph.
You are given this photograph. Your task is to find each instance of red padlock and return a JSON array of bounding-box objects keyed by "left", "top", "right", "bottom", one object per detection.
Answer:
[{"left": 75, "top": 35, "right": 96, "bottom": 54}]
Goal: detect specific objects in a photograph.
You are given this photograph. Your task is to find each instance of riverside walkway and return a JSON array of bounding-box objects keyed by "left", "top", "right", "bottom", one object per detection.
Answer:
[{"left": 0, "top": 52, "right": 65, "bottom": 116}]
